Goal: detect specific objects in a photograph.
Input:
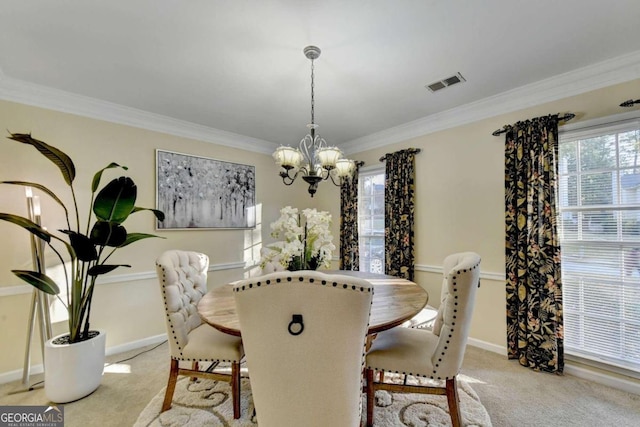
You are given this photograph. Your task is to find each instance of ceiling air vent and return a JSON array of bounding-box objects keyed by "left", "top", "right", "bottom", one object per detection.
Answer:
[{"left": 426, "top": 72, "right": 466, "bottom": 93}]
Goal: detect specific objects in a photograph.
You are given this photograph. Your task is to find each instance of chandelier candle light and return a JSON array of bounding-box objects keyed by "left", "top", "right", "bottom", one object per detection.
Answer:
[{"left": 273, "top": 46, "right": 357, "bottom": 197}]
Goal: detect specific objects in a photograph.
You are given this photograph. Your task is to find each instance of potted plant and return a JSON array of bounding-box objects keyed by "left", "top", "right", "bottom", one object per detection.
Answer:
[{"left": 0, "top": 132, "right": 164, "bottom": 402}]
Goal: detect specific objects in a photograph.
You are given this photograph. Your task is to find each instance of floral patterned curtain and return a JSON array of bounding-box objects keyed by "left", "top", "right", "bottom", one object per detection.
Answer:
[
  {"left": 505, "top": 114, "right": 564, "bottom": 374},
  {"left": 383, "top": 149, "right": 418, "bottom": 280},
  {"left": 340, "top": 162, "right": 362, "bottom": 270}
]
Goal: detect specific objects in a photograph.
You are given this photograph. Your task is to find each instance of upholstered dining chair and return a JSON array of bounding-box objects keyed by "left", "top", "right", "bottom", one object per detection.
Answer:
[
  {"left": 155, "top": 250, "right": 244, "bottom": 418},
  {"left": 402, "top": 305, "right": 438, "bottom": 329},
  {"left": 365, "top": 252, "right": 481, "bottom": 427},
  {"left": 233, "top": 271, "right": 374, "bottom": 427}
]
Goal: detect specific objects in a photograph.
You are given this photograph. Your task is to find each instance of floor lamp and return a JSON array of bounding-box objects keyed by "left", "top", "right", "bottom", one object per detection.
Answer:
[{"left": 21, "top": 187, "right": 53, "bottom": 388}]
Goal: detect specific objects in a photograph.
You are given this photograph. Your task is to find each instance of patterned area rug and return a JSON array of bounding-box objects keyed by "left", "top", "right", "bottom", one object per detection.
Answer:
[{"left": 134, "top": 373, "right": 492, "bottom": 426}]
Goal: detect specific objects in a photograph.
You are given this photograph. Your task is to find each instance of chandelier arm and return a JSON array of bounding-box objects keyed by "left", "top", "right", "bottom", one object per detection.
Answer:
[
  {"left": 280, "top": 167, "right": 302, "bottom": 185},
  {"left": 328, "top": 173, "right": 341, "bottom": 186}
]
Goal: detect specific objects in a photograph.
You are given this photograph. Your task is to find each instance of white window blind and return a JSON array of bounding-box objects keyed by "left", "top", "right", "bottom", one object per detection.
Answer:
[
  {"left": 558, "top": 118, "right": 640, "bottom": 374},
  {"left": 359, "top": 167, "right": 385, "bottom": 274}
]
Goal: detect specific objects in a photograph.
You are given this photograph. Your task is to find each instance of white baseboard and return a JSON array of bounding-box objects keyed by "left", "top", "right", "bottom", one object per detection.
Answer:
[
  {"left": 4, "top": 332, "right": 638, "bottom": 396},
  {"left": 0, "top": 333, "right": 168, "bottom": 385},
  {"left": 564, "top": 364, "right": 640, "bottom": 395},
  {"left": 0, "top": 365, "right": 45, "bottom": 386},
  {"left": 466, "top": 337, "right": 508, "bottom": 356},
  {"left": 104, "top": 333, "right": 167, "bottom": 357},
  {"left": 466, "top": 337, "right": 640, "bottom": 395}
]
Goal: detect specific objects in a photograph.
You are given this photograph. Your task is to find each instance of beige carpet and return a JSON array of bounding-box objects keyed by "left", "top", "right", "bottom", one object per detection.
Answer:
[
  {"left": 3, "top": 343, "right": 638, "bottom": 426},
  {"left": 134, "top": 373, "right": 492, "bottom": 426}
]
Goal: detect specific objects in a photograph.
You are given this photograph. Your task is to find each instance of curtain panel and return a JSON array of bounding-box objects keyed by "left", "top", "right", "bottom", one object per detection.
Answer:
[
  {"left": 504, "top": 114, "right": 564, "bottom": 374},
  {"left": 383, "top": 149, "right": 417, "bottom": 280},
  {"left": 340, "top": 163, "right": 362, "bottom": 270}
]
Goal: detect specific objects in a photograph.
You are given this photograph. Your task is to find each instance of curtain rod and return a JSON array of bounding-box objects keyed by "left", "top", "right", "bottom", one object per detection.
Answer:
[
  {"left": 491, "top": 113, "right": 575, "bottom": 136},
  {"left": 620, "top": 99, "right": 640, "bottom": 108},
  {"left": 379, "top": 148, "right": 421, "bottom": 162}
]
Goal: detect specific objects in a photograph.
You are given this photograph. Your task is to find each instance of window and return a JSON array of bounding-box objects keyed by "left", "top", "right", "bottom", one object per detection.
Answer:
[
  {"left": 359, "top": 166, "right": 385, "bottom": 274},
  {"left": 558, "top": 117, "right": 640, "bottom": 375}
]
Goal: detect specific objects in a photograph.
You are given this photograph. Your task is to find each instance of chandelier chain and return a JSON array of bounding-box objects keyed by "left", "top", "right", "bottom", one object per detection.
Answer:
[{"left": 310, "top": 58, "right": 315, "bottom": 125}]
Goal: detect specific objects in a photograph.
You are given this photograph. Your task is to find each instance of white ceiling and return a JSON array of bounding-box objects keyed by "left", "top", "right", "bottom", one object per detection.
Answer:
[{"left": 1, "top": 0, "right": 640, "bottom": 152}]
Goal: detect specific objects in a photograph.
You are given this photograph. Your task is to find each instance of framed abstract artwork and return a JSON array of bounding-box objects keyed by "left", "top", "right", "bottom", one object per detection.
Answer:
[{"left": 156, "top": 150, "right": 256, "bottom": 229}]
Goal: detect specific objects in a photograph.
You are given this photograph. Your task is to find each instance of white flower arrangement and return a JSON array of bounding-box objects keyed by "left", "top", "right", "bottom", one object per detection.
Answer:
[{"left": 261, "top": 206, "right": 335, "bottom": 270}]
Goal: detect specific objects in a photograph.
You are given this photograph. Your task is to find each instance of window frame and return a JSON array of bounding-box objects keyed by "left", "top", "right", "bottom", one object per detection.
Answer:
[
  {"left": 558, "top": 111, "right": 640, "bottom": 379},
  {"left": 358, "top": 164, "right": 385, "bottom": 274}
]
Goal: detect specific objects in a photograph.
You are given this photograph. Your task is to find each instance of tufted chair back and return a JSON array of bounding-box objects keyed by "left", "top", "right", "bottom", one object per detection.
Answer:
[
  {"left": 430, "top": 251, "right": 481, "bottom": 377},
  {"left": 234, "top": 271, "right": 374, "bottom": 427},
  {"left": 155, "top": 250, "right": 209, "bottom": 358}
]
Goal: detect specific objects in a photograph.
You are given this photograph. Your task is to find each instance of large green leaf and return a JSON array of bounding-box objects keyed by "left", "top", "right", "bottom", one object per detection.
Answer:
[
  {"left": 87, "top": 264, "right": 131, "bottom": 276},
  {"left": 60, "top": 230, "right": 97, "bottom": 261},
  {"left": 0, "top": 213, "right": 52, "bottom": 243},
  {"left": 119, "top": 232, "right": 164, "bottom": 248},
  {"left": 12, "top": 270, "right": 60, "bottom": 295},
  {"left": 90, "top": 221, "right": 127, "bottom": 247},
  {"left": 93, "top": 177, "right": 136, "bottom": 223},
  {"left": 91, "top": 163, "right": 128, "bottom": 192},
  {"left": 8, "top": 133, "right": 76, "bottom": 186},
  {"left": 132, "top": 206, "right": 165, "bottom": 222}
]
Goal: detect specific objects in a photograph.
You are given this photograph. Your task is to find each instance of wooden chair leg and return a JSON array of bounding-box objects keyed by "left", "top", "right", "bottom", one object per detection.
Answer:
[
  {"left": 162, "top": 359, "right": 179, "bottom": 412},
  {"left": 231, "top": 361, "right": 241, "bottom": 419},
  {"left": 446, "top": 377, "right": 462, "bottom": 427},
  {"left": 366, "top": 368, "right": 375, "bottom": 427},
  {"left": 191, "top": 361, "right": 199, "bottom": 381}
]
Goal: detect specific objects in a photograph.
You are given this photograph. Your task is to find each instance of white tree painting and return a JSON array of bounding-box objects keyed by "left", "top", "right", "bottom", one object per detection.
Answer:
[{"left": 156, "top": 150, "right": 255, "bottom": 229}]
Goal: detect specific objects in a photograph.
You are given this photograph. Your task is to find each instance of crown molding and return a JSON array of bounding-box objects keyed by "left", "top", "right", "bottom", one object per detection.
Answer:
[
  {"left": 0, "top": 72, "right": 278, "bottom": 155},
  {"left": 2, "top": 50, "right": 639, "bottom": 157},
  {"left": 342, "top": 49, "right": 640, "bottom": 155}
]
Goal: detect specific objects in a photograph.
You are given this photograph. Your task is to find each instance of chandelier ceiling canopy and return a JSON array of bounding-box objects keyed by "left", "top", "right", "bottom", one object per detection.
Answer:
[{"left": 272, "top": 46, "right": 358, "bottom": 197}]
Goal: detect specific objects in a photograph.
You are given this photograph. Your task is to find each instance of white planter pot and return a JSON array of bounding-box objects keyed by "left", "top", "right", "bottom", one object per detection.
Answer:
[{"left": 44, "top": 329, "right": 106, "bottom": 403}]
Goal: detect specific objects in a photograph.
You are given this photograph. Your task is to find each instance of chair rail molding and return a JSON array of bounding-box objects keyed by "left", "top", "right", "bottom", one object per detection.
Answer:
[
  {"left": 415, "top": 263, "right": 505, "bottom": 282},
  {"left": 0, "top": 261, "right": 248, "bottom": 298}
]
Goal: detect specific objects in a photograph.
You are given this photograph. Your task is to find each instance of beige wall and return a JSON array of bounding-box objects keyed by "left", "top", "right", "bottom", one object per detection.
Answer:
[
  {"left": 333, "top": 78, "right": 640, "bottom": 349},
  {"left": 0, "top": 99, "right": 310, "bottom": 376},
  {"left": 2, "top": 78, "right": 640, "bottom": 379}
]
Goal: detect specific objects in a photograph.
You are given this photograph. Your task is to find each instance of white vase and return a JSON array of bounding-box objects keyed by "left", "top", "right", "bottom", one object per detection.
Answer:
[{"left": 44, "top": 329, "right": 106, "bottom": 403}]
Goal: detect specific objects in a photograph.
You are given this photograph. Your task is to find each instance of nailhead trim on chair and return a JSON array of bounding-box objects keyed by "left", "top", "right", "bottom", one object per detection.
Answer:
[
  {"left": 234, "top": 275, "right": 374, "bottom": 293},
  {"left": 157, "top": 264, "right": 185, "bottom": 356},
  {"left": 157, "top": 259, "right": 241, "bottom": 363},
  {"left": 158, "top": 262, "right": 191, "bottom": 358},
  {"left": 368, "top": 260, "right": 481, "bottom": 381}
]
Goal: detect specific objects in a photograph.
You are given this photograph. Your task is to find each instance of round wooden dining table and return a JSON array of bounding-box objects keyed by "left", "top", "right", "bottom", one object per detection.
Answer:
[{"left": 197, "top": 270, "right": 429, "bottom": 337}]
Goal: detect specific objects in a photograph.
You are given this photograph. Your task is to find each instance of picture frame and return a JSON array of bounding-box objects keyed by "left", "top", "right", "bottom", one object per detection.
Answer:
[{"left": 156, "top": 149, "right": 256, "bottom": 229}]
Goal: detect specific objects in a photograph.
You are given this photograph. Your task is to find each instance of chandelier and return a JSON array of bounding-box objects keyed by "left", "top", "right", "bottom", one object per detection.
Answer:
[{"left": 272, "top": 46, "right": 356, "bottom": 197}]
